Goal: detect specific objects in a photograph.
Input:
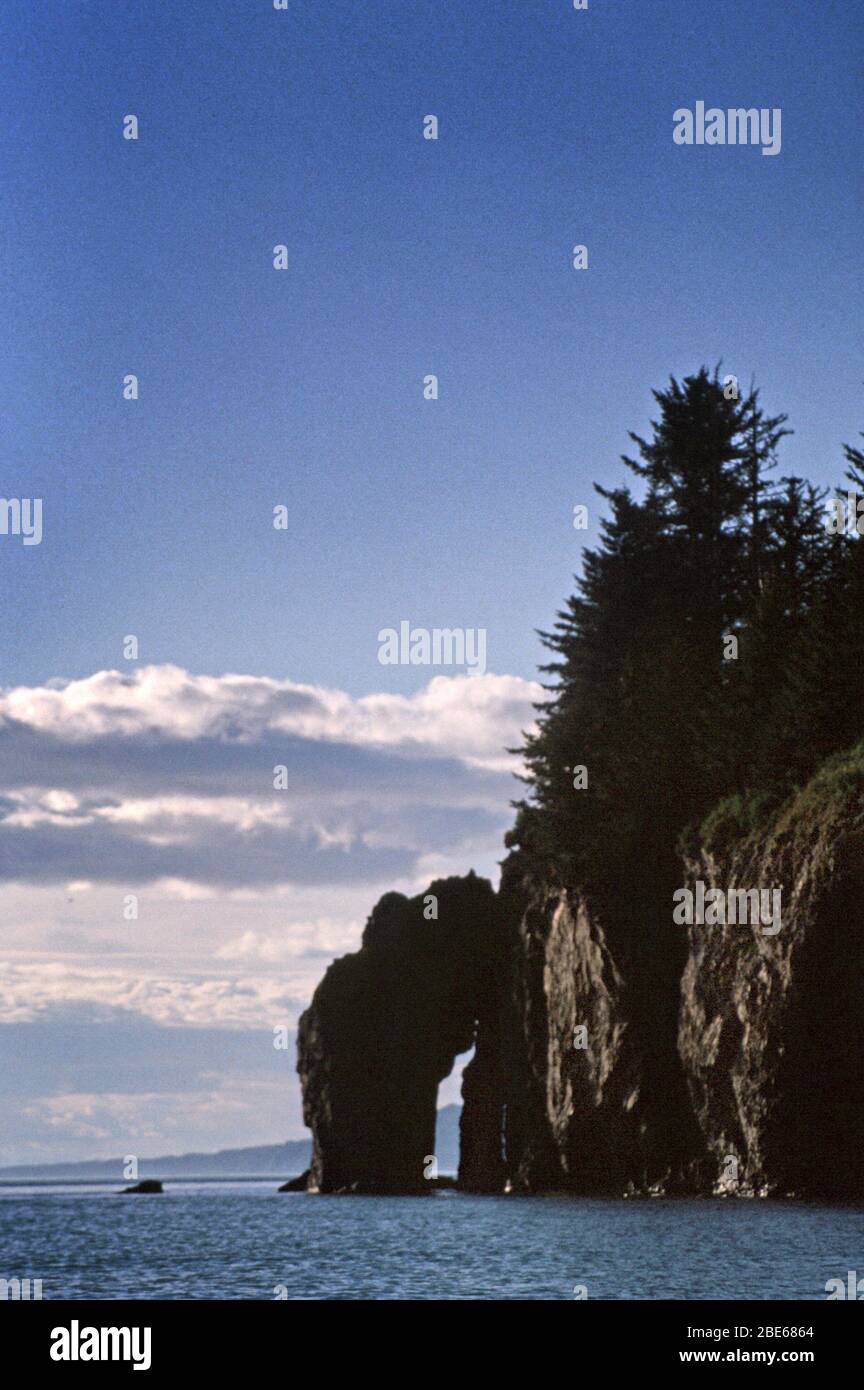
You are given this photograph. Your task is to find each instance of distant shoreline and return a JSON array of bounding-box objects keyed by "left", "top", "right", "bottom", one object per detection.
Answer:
[{"left": 0, "top": 1105, "right": 461, "bottom": 1183}]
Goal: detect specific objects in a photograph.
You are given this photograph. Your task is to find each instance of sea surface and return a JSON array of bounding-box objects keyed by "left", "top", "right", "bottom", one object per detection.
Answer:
[{"left": 1, "top": 1180, "right": 862, "bottom": 1300}]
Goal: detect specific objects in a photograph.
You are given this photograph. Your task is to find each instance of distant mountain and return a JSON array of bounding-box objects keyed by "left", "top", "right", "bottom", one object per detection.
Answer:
[
  {"left": 0, "top": 1105, "right": 461, "bottom": 1181},
  {"left": 0, "top": 1139, "right": 311, "bottom": 1182}
]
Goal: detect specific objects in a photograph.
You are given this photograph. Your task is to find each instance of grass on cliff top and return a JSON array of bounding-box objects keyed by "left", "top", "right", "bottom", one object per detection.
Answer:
[{"left": 684, "top": 739, "right": 864, "bottom": 860}]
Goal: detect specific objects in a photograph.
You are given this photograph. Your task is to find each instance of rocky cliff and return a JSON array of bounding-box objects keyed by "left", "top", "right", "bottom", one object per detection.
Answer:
[
  {"left": 296, "top": 872, "right": 506, "bottom": 1194},
  {"left": 678, "top": 748, "right": 864, "bottom": 1199},
  {"left": 503, "top": 884, "right": 703, "bottom": 1194},
  {"left": 296, "top": 746, "right": 864, "bottom": 1199}
]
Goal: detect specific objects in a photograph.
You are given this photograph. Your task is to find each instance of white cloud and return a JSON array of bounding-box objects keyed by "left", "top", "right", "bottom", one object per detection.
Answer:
[
  {"left": 216, "top": 918, "right": 357, "bottom": 963},
  {"left": 0, "top": 664, "right": 537, "bottom": 770},
  {"left": 0, "top": 962, "right": 298, "bottom": 1029},
  {"left": 0, "top": 665, "right": 538, "bottom": 890},
  {"left": 0, "top": 665, "right": 534, "bottom": 1163},
  {"left": 14, "top": 1074, "right": 298, "bottom": 1161}
]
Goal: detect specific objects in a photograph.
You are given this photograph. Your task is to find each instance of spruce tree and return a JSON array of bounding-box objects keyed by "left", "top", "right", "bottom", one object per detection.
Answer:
[{"left": 511, "top": 368, "right": 787, "bottom": 894}]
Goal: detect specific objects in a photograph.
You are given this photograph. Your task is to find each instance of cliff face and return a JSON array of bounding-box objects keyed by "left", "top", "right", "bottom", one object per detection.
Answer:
[
  {"left": 296, "top": 873, "right": 506, "bottom": 1194},
  {"left": 296, "top": 867, "right": 703, "bottom": 1196},
  {"left": 503, "top": 883, "right": 703, "bottom": 1194},
  {"left": 678, "top": 757, "right": 864, "bottom": 1199},
  {"left": 296, "top": 749, "right": 864, "bottom": 1199}
]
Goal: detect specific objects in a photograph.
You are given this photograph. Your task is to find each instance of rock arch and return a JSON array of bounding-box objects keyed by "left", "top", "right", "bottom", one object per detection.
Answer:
[{"left": 296, "top": 873, "right": 507, "bottom": 1194}]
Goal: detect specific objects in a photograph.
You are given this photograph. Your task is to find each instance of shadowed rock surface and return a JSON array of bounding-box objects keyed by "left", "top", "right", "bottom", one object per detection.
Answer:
[
  {"left": 296, "top": 751, "right": 864, "bottom": 1199},
  {"left": 296, "top": 873, "right": 507, "bottom": 1194},
  {"left": 120, "top": 1179, "right": 163, "bottom": 1194},
  {"left": 278, "top": 1170, "right": 310, "bottom": 1192},
  {"left": 502, "top": 878, "right": 703, "bottom": 1194},
  {"left": 679, "top": 758, "right": 864, "bottom": 1199}
]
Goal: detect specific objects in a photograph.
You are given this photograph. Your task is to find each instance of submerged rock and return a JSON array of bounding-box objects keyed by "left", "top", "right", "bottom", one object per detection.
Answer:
[{"left": 277, "top": 1170, "right": 310, "bottom": 1192}]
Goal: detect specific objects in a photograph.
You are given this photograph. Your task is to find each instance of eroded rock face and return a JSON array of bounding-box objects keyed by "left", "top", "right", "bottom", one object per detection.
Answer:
[
  {"left": 296, "top": 873, "right": 506, "bottom": 1194},
  {"left": 297, "top": 871, "right": 703, "bottom": 1197},
  {"left": 297, "top": 759, "right": 864, "bottom": 1199},
  {"left": 504, "top": 885, "right": 702, "bottom": 1193},
  {"left": 508, "top": 776, "right": 864, "bottom": 1199},
  {"left": 679, "top": 799, "right": 864, "bottom": 1200}
]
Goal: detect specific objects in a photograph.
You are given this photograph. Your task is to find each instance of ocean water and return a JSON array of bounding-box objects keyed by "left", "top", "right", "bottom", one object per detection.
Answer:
[{"left": 1, "top": 1181, "right": 862, "bottom": 1300}]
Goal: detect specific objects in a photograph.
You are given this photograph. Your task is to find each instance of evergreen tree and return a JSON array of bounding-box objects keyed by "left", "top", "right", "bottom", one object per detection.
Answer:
[
  {"left": 511, "top": 368, "right": 787, "bottom": 893},
  {"left": 776, "top": 443, "right": 864, "bottom": 780},
  {"left": 704, "top": 476, "right": 833, "bottom": 796}
]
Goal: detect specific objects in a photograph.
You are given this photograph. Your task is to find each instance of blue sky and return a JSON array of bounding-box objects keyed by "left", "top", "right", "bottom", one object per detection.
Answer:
[
  {"left": 2, "top": 0, "right": 861, "bottom": 691},
  {"left": 0, "top": 0, "right": 861, "bottom": 1163}
]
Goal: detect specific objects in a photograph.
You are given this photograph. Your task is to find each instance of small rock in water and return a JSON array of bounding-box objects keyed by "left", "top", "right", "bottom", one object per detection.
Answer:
[
  {"left": 120, "top": 1179, "right": 163, "bottom": 1194},
  {"left": 278, "top": 1170, "right": 310, "bottom": 1192}
]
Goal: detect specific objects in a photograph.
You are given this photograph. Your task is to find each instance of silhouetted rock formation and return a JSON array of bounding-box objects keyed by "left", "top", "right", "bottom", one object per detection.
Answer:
[
  {"left": 120, "top": 1179, "right": 163, "bottom": 1194},
  {"left": 278, "top": 1170, "right": 310, "bottom": 1192},
  {"left": 296, "top": 873, "right": 507, "bottom": 1194},
  {"left": 296, "top": 754, "right": 864, "bottom": 1199}
]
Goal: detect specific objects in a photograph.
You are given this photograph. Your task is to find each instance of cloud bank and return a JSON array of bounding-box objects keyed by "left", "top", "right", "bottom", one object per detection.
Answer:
[
  {"left": 0, "top": 665, "right": 539, "bottom": 890},
  {"left": 0, "top": 665, "right": 538, "bottom": 1162}
]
